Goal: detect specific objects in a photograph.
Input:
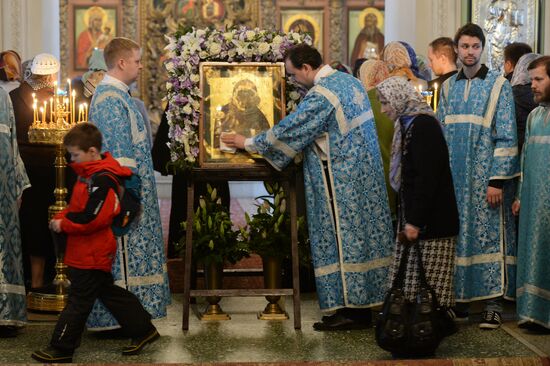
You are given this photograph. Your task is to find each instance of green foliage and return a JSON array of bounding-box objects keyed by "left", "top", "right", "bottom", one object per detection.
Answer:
[
  {"left": 177, "top": 184, "right": 249, "bottom": 265},
  {"left": 240, "top": 182, "right": 310, "bottom": 263}
]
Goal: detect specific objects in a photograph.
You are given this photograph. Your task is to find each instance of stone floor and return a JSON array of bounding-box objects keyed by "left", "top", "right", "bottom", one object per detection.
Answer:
[{"left": 2, "top": 294, "right": 549, "bottom": 364}]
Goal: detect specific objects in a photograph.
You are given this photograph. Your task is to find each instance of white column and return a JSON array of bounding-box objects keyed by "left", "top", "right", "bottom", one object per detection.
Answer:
[
  {"left": 385, "top": 0, "right": 417, "bottom": 46},
  {"left": 0, "top": 0, "right": 59, "bottom": 61},
  {"left": 24, "top": 0, "right": 60, "bottom": 60},
  {"left": 545, "top": 0, "right": 550, "bottom": 53}
]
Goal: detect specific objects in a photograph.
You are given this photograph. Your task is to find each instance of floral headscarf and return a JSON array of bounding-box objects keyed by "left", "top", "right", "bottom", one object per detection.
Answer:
[
  {"left": 358, "top": 59, "right": 390, "bottom": 90},
  {"left": 510, "top": 53, "right": 542, "bottom": 87},
  {"left": 382, "top": 42, "right": 412, "bottom": 72},
  {"left": 377, "top": 76, "right": 435, "bottom": 191},
  {"left": 376, "top": 76, "right": 435, "bottom": 119}
]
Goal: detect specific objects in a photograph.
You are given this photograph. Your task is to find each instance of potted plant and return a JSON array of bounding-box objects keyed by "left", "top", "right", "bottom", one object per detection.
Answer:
[
  {"left": 178, "top": 184, "right": 248, "bottom": 320},
  {"left": 240, "top": 182, "right": 308, "bottom": 319}
]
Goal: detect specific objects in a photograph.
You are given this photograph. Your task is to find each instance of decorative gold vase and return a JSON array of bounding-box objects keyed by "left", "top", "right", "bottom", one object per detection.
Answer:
[
  {"left": 258, "top": 256, "right": 288, "bottom": 320},
  {"left": 200, "top": 261, "right": 230, "bottom": 321}
]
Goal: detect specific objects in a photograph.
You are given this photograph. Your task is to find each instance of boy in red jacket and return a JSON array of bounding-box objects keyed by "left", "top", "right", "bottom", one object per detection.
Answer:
[{"left": 32, "top": 123, "right": 159, "bottom": 363}]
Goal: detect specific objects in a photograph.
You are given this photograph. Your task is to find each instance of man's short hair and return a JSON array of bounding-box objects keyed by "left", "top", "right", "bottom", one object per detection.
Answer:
[
  {"left": 63, "top": 123, "right": 102, "bottom": 151},
  {"left": 284, "top": 44, "right": 323, "bottom": 70},
  {"left": 429, "top": 37, "right": 457, "bottom": 64},
  {"left": 527, "top": 55, "right": 550, "bottom": 78},
  {"left": 103, "top": 37, "right": 140, "bottom": 69},
  {"left": 503, "top": 42, "right": 533, "bottom": 67},
  {"left": 454, "top": 23, "right": 485, "bottom": 48}
]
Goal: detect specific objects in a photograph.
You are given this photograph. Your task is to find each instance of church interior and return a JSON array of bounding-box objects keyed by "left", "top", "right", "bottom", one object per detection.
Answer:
[{"left": 1, "top": 0, "right": 550, "bottom": 364}]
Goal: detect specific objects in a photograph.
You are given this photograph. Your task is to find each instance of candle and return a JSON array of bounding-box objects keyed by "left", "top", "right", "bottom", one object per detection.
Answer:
[
  {"left": 33, "top": 103, "right": 37, "bottom": 124},
  {"left": 50, "top": 97, "right": 54, "bottom": 123},
  {"left": 67, "top": 78, "right": 72, "bottom": 104},
  {"left": 42, "top": 100, "right": 47, "bottom": 124},
  {"left": 71, "top": 90, "right": 76, "bottom": 124},
  {"left": 78, "top": 104, "right": 83, "bottom": 122},
  {"left": 83, "top": 103, "right": 88, "bottom": 122},
  {"left": 40, "top": 106, "right": 45, "bottom": 124},
  {"left": 433, "top": 82, "right": 438, "bottom": 113}
]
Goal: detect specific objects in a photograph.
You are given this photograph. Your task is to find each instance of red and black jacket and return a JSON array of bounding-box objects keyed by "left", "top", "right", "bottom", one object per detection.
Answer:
[{"left": 55, "top": 152, "right": 132, "bottom": 272}]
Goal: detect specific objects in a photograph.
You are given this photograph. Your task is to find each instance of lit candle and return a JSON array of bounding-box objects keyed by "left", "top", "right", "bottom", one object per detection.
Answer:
[
  {"left": 71, "top": 90, "right": 76, "bottom": 124},
  {"left": 78, "top": 104, "right": 83, "bottom": 122},
  {"left": 433, "top": 82, "right": 438, "bottom": 113},
  {"left": 83, "top": 103, "right": 88, "bottom": 122},
  {"left": 40, "top": 106, "right": 45, "bottom": 124},
  {"left": 50, "top": 97, "right": 54, "bottom": 123}
]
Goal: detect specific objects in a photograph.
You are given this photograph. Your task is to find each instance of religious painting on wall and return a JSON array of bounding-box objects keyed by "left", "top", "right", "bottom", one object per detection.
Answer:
[
  {"left": 60, "top": 0, "right": 124, "bottom": 79},
  {"left": 348, "top": 0, "right": 385, "bottom": 67},
  {"left": 199, "top": 62, "right": 286, "bottom": 168},
  {"left": 471, "top": 0, "right": 542, "bottom": 71},
  {"left": 281, "top": 9, "right": 324, "bottom": 54}
]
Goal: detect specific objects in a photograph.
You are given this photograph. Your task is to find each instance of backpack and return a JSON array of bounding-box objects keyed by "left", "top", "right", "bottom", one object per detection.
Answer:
[{"left": 90, "top": 171, "right": 142, "bottom": 236}]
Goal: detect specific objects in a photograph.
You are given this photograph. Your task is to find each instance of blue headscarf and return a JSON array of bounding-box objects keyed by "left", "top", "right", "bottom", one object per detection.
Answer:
[{"left": 399, "top": 41, "right": 427, "bottom": 81}]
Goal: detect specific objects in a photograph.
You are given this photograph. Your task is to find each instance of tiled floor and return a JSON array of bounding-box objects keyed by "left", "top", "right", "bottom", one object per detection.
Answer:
[
  {"left": 5, "top": 190, "right": 548, "bottom": 364},
  {"left": 3, "top": 294, "right": 549, "bottom": 364}
]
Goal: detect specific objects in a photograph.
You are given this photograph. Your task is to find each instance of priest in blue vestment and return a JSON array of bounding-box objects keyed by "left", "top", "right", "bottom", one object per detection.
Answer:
[
  {"left": 0, "top": 87, "right": 29, "bottom": 337},
  {"left": 512, "top": 56, "right": 550, "bottom": 332},
  {"left": 223, "top": 44, "right": 393, "bottom": 331},
  {"left": 437, "top": 24, "right": 519, "bottom": 329},
  {"left": 87, "top": 37, "right": 170, "bottom": 330}
]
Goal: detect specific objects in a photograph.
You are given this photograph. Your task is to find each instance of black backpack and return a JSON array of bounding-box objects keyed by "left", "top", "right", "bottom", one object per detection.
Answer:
[{"left": 90, "top": 171, "right": 142, "bottom": 236}]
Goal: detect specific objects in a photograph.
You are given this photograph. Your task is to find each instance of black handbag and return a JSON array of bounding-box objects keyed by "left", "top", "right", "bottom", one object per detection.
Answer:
[{"left": 375, "top": 235, "right": 446, "bottom": 357}]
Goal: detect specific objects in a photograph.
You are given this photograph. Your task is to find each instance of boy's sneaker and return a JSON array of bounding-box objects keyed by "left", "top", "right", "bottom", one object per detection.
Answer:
[
  {"left": 447, "top": 308, "right": 470, "bottom": 323},
  {"left": 31, "top": 346, "right": 73, "bottom": 363},
  {"left": 479, "top": 310, "right": 502, "bottom": 329},
  {"left": 121, "top": 326, "right": 160, "bottom": 355}
]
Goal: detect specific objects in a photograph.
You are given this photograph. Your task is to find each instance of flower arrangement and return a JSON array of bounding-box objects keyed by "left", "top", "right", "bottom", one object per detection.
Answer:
[
  {"left": 164, "top": 26, "right": 312, "bottom": 171},
  {"left": 240, "top": 182, "right": 309, "bottom": 261},
  {"left": 178, "top": 184, "right": 249, "bottom": 265}
]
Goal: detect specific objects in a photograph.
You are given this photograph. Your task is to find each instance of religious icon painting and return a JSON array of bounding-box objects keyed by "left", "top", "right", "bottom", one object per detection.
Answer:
[
  {"left": 199, "top": 62, "right": 286, "bottom": 168},
  {"left": 347, "top": 1, "right": 385, "bottom": 66},
  {"left": 280, "top": 9, "right": 324, "bottom": 54},
  {"left": 61, "top": 0, "right": 123, "bottom": 78},
  {"left": 470, "top": 0, "right": 542, "bottom": 71}
]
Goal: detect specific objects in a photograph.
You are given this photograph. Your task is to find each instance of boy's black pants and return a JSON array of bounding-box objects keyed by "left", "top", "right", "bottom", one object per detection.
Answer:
[{"left": 50, "top": 267, "right": 153, "bottom": 352}]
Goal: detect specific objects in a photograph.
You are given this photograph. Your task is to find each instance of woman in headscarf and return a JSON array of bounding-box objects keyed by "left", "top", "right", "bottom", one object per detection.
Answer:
[
  {"left": 358, "top": 60, "right": 396, "bottom": 224},
  {"left": 510, "top": 53, "right": 542, "bottom": 153},
  {"left": 382, "top": 41, "right": 427, "bottom": 90},
  {"left": 376, "top": 76, "right": 459, "bottom": 319},
  {"left": 0, "top": 50, "right": 22, "bottom": 92},
  {"left": 399, "top": 41, "right": 430, "bottom": 81}
]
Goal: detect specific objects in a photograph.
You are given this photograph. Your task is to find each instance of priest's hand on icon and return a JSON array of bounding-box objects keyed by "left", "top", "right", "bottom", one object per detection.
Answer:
[
  {"left": 511, "top": 199, "right": 520, "bottom": 216},
  {"left": 486, "top": 186, "right": 503, "bottom": 208},
  {"left": 220, "top": 133, "right": 246, "bottom": 150}
]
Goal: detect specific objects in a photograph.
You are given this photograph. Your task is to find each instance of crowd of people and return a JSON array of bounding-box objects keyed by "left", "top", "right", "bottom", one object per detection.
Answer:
[{"left": 0, "top": 20, "right": 549, "bottom": 362}]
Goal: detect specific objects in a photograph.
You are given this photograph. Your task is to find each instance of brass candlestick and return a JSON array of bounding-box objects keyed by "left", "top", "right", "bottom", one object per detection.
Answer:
[{"left": 27, "top": 87, "right": 86, "bottom": 312}]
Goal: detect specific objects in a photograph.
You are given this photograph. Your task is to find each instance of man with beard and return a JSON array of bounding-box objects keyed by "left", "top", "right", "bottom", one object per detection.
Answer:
[
  {"left": 512, "top": 55, "right": 550, "bottom": 333},
  {"left": 437, "top": 23, "right": 519, "bottom": 330},
  {"left": 350, "top": 11, "right": 385, "bottom": 66}
]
